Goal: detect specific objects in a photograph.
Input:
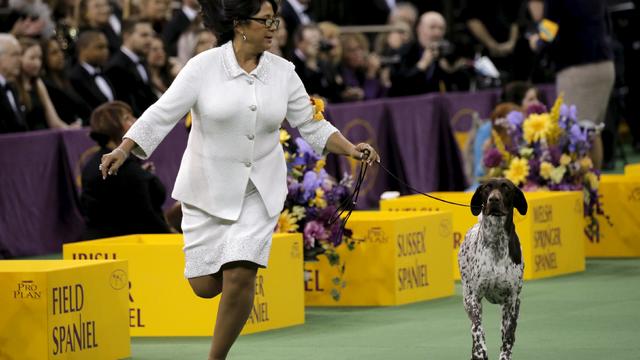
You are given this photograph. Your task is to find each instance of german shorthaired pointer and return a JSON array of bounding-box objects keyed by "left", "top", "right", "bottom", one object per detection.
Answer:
[{"left": 458, "top": 178, "right": 528, "bottom": 360}]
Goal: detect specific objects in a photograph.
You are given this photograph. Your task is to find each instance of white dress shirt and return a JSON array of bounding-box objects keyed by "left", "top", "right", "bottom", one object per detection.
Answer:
[
  {"left": 0, "top": 75, "right": 19, "bottom": 114},
  {"left": 81, "top": 62, "right": 115, "bottom": 101},
  {"left": 124, "top": 41, "right": 339, "bottom": 220},
  {"left": 287, "top": 0, "right": 311, "bottom": 25}
]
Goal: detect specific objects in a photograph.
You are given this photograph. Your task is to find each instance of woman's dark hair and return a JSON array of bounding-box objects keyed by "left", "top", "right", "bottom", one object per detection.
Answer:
[
  {"left": 89, "top": 101, "right": 133, "bottom": 147},
  {"left": 501, "top": 81, "right": 535, "bottom": 106},
  {"left": 198, "top": 0, "right": 278, "bottom": 44}
]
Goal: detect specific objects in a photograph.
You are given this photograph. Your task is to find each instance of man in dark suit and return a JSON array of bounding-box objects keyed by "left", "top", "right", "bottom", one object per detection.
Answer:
[
  {"left": 0, "top": 34, "right": 27, "bottom": 134},
  {"left": 162, "top": 0, "right": 200, "bottom": 57},
  {"left": 281, "top": 0, "right": 313, "bottom": 50},
  {"left": 70, "top": 30, "right": 116, "bottom": 113},
  {"left": 105, "top": 19, "right": 157, "bottom": 116}
]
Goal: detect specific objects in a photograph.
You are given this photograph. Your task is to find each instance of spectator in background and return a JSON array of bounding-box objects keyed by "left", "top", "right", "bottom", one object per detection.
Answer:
[
  {"left": 374, "top": 20, "right": 412, "bottom": 78},
  {"left": 16, "top": 37, "right": 79, "bottom": 130},
  {"left": 501, "top": 81, "right": 541, "bottom": 110},
  {"left": 79, "top": 0, "right": 122, "bottom": 57},
  {"left": 269, "top": 16, "right": 288, "bottom": 57},
  {"left": 69, "top": 31, "right": 116, "bottom": 112},
  {"left": 106, "top": 19, "right": 157, "bottom": 116},
  {"left": 0, "top": 34, "right": 27, "bottom": 133},
  {"left": 318, "top": 21, "right": 342, "bottom": 66},
  {"left": 389, "top": 11, "right": 466, "bottom": 96},
  {"left": 338, "top": 33, "right": 388, "bottom": 101},
  {"left": 388, "top": 2, "right": 419, "bottom": 31},
  {"left": 138, "top": 0, "right": 170, "bottom": 34},
  {"left": 4, "top": 0, "right": 55, "bottom": 38},
  {"left": 529, "top": 0, "right": 614, "bottom": 170},
  {"left": 291, "top": 24, "right": 343, "bottom": 102},
  {"left": 146, "top": 35, "right": 181, "bottom": 97},
  {"left": 162, "top": 0, "right": 200, "bottom": 57},
  {"left": 465, "top": 0, "right": 522, "bottom": 81},
  {"left": 192, "top": 29, "right": 217, "bottom": 55},
  {"left": 80, "top": 101, "right": 172, "bottom": 240},
  {"left": 41, "top": 37, "right": 92, "bottom": 125}
]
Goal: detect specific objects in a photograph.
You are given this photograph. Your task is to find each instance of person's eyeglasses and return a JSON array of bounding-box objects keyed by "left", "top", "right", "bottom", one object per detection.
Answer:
[{"left": 246, "top": 17, "right": 280, "bottom": 30}]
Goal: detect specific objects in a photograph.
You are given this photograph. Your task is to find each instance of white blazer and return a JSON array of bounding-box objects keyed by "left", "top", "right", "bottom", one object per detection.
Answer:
[{"left": 124, "top": 41, "right": 338, "bottom": 220}]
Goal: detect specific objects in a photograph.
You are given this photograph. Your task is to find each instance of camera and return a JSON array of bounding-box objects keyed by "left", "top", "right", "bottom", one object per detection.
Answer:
[{"left": 319, "top": 40, "right": 334, "bottom": 53}]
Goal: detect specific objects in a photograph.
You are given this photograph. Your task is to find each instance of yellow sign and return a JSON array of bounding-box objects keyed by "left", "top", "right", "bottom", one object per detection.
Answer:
[
  {"left": 304, "top": 211, "right": 454, "bottom": 306},
  {"left": 585, "top": 175, "right": 640, "bottom": 257},
  {"left": 381, "top": 191, "right": 585, "bottom": 280},
  {"left": 624, "top": 163, "right": 640, "bottom": 177},
  {"left": 63, "top": 233, "right": 304, "bottom": 336},
  {"left": 0, "top": 260, "right": 130, "bottom": 360}
]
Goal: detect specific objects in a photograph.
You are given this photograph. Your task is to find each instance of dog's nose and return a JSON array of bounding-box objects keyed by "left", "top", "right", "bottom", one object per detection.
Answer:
[{"left": 488, "top": 195, "right": 500, "bottom": 204}]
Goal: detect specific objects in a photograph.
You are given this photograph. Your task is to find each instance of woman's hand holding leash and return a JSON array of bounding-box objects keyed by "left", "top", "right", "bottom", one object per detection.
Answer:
[{"left": 352, "top": 143, "right": 380, "bottom": 165}]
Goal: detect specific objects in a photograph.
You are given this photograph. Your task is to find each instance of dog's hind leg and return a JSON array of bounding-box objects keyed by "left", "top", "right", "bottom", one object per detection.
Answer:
[
  {"left": 463, "top": 295, "right": 488, "bottom": 360},
  {"left": 499, "top": 297, "right": 520, "bottom": 360}
]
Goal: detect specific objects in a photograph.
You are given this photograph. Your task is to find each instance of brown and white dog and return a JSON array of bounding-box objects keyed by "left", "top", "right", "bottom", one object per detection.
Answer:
[{"left": 458, "top": 178, "right": 528, "bottom": 360}]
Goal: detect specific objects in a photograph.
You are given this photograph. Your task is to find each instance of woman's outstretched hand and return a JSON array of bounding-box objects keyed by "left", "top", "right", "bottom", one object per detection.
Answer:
[
  {"left": 99, "top": 148, "right": 129, "bottom": 179},
  {"left": 351, "top": 143, "right": 380, "bottom": 165}
]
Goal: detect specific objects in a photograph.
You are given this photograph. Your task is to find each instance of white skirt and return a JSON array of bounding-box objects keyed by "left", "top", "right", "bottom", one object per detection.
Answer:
[{"left": 181, "top": 181, "right": 279, "bottom": 278}]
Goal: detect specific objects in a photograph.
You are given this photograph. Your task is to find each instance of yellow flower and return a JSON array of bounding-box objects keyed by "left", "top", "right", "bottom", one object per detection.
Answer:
[
  {"left": 539, "top": 161, "right": 554, "bottom": 180},
  {"left": 314, "top": 158, "right": 326, "bottom": 173},
  {"left": 550, "top": 165, "right": 566, "bottom": 184},
  {"left": 550, "top": 94, "right": 563, "bottom": 123},
  {"left": 519, "top": 147, "right": 534, "bottom": 158},
  {"left": 504, "top": 157, "right": 529, "bottom": 186},
  {"left": 560, "top": 154, "right": 572, "bottom": 166},
  {"left": 310, "top": 97, "right": 325, "bottom": 121},
  {"left": 547, "top": 95, "right": 564, "bottom": 145},
  {"left": 276, "top": 210, "right": 298, "bottom": 233},
  {"left": 585, "top": 172, "right": 599, "bottom": 190},
  {"left": 310, "top": 188, "right": 327, "bottom": 208},
  {"left": 579, "top": 157, "right": 593, "bottom": 170},
  {"left": 279, "top": 129, "right": 290, "bottom": 144},
  {"left": 492, "top": 130, "right": 510, "bottom": 162},
  {"left": 523, "top": 113, "right": 552, "bottom": 144},
  {"left": 291, "top": 205, "right": 306, "bottom": 220}
]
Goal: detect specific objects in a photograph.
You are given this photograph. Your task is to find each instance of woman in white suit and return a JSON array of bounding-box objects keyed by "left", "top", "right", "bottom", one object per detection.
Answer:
[{"left": 99, "top": 0, "right": 379, "bottom": 358}]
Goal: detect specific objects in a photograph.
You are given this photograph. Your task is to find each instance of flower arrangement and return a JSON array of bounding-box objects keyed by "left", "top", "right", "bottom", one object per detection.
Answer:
[
  {"left": 482, "top": 96, "right": 606, "bottom": 240},
  {"left": 275, "top": 97, "right": 357, "bottom": 301}
]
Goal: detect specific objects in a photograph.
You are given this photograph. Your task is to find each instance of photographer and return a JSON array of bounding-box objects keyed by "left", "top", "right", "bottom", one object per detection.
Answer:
[{"left": 389, "top": 11, "right": 469, "bottom": 96}]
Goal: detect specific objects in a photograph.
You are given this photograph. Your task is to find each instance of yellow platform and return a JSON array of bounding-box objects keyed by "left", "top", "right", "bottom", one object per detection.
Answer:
[
  {"left": 624, "top": 163, "right": 640, "bottom": 176},
  {"left": 381, "top": 191, "right": 585, "bottom": 280},
  {"left": 585, "top": 175, "right": 640, "bottom": 257},
  {"left": 304, "top": 211, "right": 454, "bottom": 306},
  {"left": 0, "top": 260, "right": 130, "bottom": 360},
  {"left": 63, "top": 233, "right": 304, "bottom": 336}
]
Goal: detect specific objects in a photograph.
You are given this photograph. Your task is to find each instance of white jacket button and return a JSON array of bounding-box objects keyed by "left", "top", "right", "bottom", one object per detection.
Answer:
[
  {"left": 247, "top": 79, "right": 254, "bottom": 85},
  {"left": 244, "top": 161, "right": 252, "bottom": 167},
  {"left": 249, "top": 105, "right": 257, "bottom": 111},
  {"left": 247, "top": 134, "right": 255, "bottom": 140}
]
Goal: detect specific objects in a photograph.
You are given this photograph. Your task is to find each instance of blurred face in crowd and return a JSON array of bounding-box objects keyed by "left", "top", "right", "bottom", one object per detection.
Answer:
[
  {"left": 236, "top": 1, "right": 277, "bottom": 53},
  {"left": 387, "top": 20, "right": 412, "bottom": 50},
  {"left": 319, "top": 22, "right": 341, "bottom": 63},
  {"left": 417, "top": 11, "right": 446, "bottom": 48},
  {"left": 147, "top": 37, "right": 166, "bottom": 67},
  {"left": 275, "top": 16, "right": 287, "bottom": 46},
  {"left": 141, "top": 0, "right": 169, "bottom": 21},
  {"left": 522, "top": 88, "right": 541, "bottom": 109},
  {"left": 195, "top": 31, "right": 216, "bottom": 55},
  {"left": 82, "top": 33, "right": 110, "bottom": 66},
  {"left": 0, "top": 37, "right": 22, "bottom": 80},
  {"left": 341, "top": 36, "right": 367, "bottom": 69},
  {"left": 46, "top": 39, "right": 65, "bottom": 72},
  {"left": 389, "top": 4, "right": 418, "bottom": 29},
  {"left": 21, "top": 44, "right": 42, "bottom": 79},
  {"left": 125, "top": 23, "right": 154, "bottom": 57},
  {"left": 85, "top": 0, "right": 111, "bottom": 26},
  {"left": 298, "top": 27, "right": 321, "bottom": 59}
]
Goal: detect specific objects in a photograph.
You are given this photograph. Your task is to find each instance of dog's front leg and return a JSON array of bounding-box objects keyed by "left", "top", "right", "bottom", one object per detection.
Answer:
[
  {"left": 499, "top": 297, "right": 521, "bottom": 360},
  {"left": 463, "top": 295, "right": 488, "bottom": 360}
]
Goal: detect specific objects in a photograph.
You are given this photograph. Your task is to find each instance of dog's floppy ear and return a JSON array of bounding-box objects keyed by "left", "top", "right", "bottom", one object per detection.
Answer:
[
  {"left": 470, "top": 184, "right": 484, "bottom": 216},
  {"left": 513, "top": 186, "right": 528, "bottom": 215}
]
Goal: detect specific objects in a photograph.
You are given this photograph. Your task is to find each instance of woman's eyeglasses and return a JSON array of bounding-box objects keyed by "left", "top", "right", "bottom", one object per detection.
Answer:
[{"left": 246, "top": 17, "right": 280, "bottom": 30}]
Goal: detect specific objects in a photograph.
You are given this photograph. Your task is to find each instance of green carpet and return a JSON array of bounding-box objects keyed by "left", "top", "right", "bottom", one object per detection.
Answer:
[{"left": 129, "top": 259, "right": 640, "bottom": 360}]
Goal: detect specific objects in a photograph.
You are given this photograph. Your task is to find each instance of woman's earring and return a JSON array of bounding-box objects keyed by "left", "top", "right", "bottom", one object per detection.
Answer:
[{"left": 242, "top": 32, "right": 247, "bottom": 41}]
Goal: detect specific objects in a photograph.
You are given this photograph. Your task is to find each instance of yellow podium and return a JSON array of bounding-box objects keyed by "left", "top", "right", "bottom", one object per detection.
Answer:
[
  {"left": 0, "top": 260, "right": 130, "bottom": 360},
  {"left": 63, "top": 233, "right": 304, "bottom": 336},
  {"left": 585, "top": 175, "right": 640, "bottom": 257},
  {"left": 381, "top": 191, "right": 585, "bottom": 280},
  {"left": 304, "top": 211, "right": 454, "bottom": 306},
  {"left": 624, "top": 163, "right": 640, "bottom": 176}
]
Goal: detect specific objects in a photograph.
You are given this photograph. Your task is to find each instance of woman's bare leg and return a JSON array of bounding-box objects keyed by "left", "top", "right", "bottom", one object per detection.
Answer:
[
  {"left": 188, "top": 273, "right": 223, "bottom": 299},
  {"left": 209, "top": 261, "right": 257, "bottom": 360}
]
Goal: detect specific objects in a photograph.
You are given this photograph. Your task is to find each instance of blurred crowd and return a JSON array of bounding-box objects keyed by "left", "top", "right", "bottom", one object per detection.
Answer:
[{"left": 1, "top": 0, "right": 639, "bottom": 149}]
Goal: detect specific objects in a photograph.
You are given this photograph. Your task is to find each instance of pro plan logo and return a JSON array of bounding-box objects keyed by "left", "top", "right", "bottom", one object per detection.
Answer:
[
  {"left": 628, "top": 187, "right": 640, "bottom": 202},
  {"left": 14, "top": 280, "right": 42, "bottom": 299},
  {"left": 109, "top": 269, "right": 127, "bottom": 290}
]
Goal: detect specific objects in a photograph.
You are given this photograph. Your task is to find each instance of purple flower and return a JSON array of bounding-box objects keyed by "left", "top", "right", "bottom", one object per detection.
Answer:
[
  {"left": 525, "top": 103, "right": 548, "bottom": 116},
  {"left": 483, "top": 148, "right": 503, "bottom": 168},
  {"left": 292, "top": 138, "right": 321, "bottom": 167},
  {"left": 507, "top": 111, "right": 524, "bottom": 127},
  {"left": 548, "top": 145, "right": 562, "bottom": 165},
  {"left": 303, "top": 220, "right": 329, "bottom": 249},
  {"left": 568, "top": 124, "right": 588, "bottom": 153}
]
